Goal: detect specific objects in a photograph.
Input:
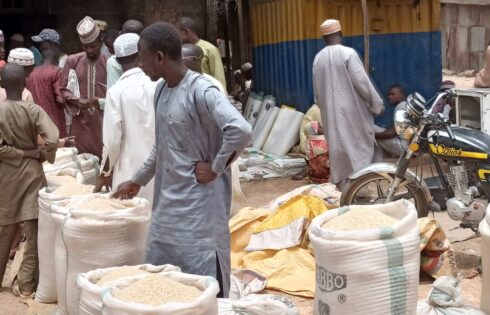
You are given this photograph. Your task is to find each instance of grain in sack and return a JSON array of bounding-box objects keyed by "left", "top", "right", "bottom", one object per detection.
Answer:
[
  {"left": 77, "top": 264, "right": 181, "bottom": 315},
  {"left": 51, "top": 195, "right": 151, "bottom": 315},
  {"left": 36, "top": 182, "right": 92, "bottom": 304},
  {"left": 102, "top": 271, "right": 219, "bottom": 315},
  {"left": 45, "top": 168, "right": 84, "bottom": 188},
  {"left": 309, "top": 200, "right": 420, "bottom": 315}
]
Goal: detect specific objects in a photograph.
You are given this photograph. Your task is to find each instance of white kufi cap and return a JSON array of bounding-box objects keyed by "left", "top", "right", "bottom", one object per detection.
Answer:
[
  {"left": 114, "top": 33, "right": 139, "bottom": 58},
  {"left": 8, "top": 48, "right": 34, "bottom": 66}
]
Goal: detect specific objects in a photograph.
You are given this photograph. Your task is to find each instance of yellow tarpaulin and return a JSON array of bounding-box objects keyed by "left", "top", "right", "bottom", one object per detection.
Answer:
[{"left": 230, "top": 196, "right": 327, "bottom": 298}]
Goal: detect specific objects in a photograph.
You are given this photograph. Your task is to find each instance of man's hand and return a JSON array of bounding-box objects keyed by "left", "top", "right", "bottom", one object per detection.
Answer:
[
  {"left": 78, "top": 98, "right": 98, "bottom": 110},
  {"left": 112, "top": 181, "right": 141, "bottom": 200},
  {"left": 23, "top": 148, "right": 42, "bottom": 159},
  {"left": 58, "top": 136, "right": 76, "bottom": 148},
  {"left": 195, "top": 162, "right": 217, "bottom": 184},
  {"left": 94, "top": 174, "right": 112, "bottom": 193}
]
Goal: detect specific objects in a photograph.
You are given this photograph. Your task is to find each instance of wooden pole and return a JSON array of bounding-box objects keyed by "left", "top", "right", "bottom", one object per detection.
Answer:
[{"left": 361, "top": 0, "right": 370, "bottom": 72}]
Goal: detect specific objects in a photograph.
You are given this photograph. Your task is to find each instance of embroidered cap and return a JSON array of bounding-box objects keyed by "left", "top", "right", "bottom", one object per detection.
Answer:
[
  {"left": 7, "top": 48, "right": 34, "bottom": 66},
  {"left": 114, "top": 33, "right": 139, "bottom": 58},
  {"left": 77, "top": 16, "right": 100, "bottom": 44},
  {"left": 320, "top": 19, "right": 342, "bottom": 36}
]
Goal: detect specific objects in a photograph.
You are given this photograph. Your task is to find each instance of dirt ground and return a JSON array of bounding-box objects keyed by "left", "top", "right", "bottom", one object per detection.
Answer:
[
  {"left": 0, "top": 177, "right": 484, "bottom": 314},
  {"left": 443, "top": 73, "right": 476, "bottom": 89}
]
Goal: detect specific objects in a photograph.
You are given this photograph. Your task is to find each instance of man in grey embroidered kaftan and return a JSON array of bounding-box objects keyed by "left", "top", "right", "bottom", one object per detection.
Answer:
[{"left": 113, "top": 22, "right": 252, "bottom": 298}]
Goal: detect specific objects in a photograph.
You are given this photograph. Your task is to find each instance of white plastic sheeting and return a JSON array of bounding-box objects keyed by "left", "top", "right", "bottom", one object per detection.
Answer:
[{"left": 252, "top": 105, "right": 279, "bottom": 150}]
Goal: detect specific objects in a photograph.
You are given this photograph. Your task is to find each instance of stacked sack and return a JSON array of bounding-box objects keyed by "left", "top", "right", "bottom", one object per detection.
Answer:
[
  {"left": 51, "top": 195, "right": 151, "bottom": 315},
  {"left": 77, "top": 153, "right": 100, "bottom": 185},
  {"left": 309, "top": 200, "right": 420, "bottom": 315},
  {"left": 43, "top": 147, "right": 81, "bottom": 174},
  {"left": 35, "top": 172, "right": 92, "bottom": 303}
]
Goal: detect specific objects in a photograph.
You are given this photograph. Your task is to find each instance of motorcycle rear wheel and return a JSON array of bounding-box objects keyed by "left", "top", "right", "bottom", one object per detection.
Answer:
[{"left": 340, "top": 172, "right": 429, "bottom": 218}]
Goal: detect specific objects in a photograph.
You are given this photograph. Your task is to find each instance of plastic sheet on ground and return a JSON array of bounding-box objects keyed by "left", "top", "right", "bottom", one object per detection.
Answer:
[
  {"left": 230, "top": 207, "right": 315, "bottom": 298},
  {"left": 238, "top": 149, "right": 306, "bottom": 181},
  {"left": 218, "top": 294, "right": 300, "bottom": 315},
  {"left": 246, "top": 195, "right": 329, "bottom": 251}
]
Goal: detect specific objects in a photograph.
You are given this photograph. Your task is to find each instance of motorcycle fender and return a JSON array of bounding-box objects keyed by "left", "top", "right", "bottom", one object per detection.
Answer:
[{"left": 348, "top": 162, "right": 432, "bottom": 201}]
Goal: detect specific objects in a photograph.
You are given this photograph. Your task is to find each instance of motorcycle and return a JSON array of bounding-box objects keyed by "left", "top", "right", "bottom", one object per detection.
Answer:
[{"left": 341, "top": 90, "right": 489, "bottom": 232}]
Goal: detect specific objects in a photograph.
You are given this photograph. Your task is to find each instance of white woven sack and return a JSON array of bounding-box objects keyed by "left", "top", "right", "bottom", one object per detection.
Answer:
[
  {"left": 35, "top": 186, "right": 90, "bottom": 304},
  {"left": 480, "top": 207, "right": 490, "bottom": 314},
  {"left": 102, "top": 271, "right": 220, "bottom": 315},
  {"left": 309, "top": 200, "right": 420, "bottom": 315},
  {"left": 77, "top": 153, "right": 100, "bottom": 185},
  {"left": 45, "top": 168, "right": 85, "bottom": 188},
  {"left": 50, "top": 205, "right": 71, "bottom": 315},
  {"left": 218, "top": 294, "right": 299, "bottom": 315},
  {"left": 52, "top": 195, "right": 151, "bottom": 315},
  {"left": 44, "top": 147, "right": 80, "bottom": 174},
  {"left": 77, "top": 264, "right": 181, "bottom": 315}
]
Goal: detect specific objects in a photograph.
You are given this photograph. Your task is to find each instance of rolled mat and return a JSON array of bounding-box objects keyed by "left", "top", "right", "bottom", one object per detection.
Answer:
[
  {"left": 262, "top": 107, "right": 304, "bottom": 156},
  {"left": 252, "top": 106, "right": 280, "bottom": 150}
]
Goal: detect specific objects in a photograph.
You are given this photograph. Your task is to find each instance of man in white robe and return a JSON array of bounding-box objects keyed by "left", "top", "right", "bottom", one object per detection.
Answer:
[
  {"left": 313, "top": 19, "right": 384, "bottom": 187},
  {"left": 95, "top": 33, "right": 156, "bottom": 203}
]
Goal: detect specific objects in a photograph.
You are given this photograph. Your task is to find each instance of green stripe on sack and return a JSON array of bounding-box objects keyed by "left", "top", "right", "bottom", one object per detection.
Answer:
[
  {"left": 337, "top": 206, "right": 350, "bottom": 215},
  {"left": 383, "top": 238, "right": 407, "bottom": 315}
]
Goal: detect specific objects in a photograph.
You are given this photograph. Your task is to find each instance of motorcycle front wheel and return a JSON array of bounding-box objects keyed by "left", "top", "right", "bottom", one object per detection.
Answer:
[{"left": 340, "top": 172, "right": 429, "bottom": 218}]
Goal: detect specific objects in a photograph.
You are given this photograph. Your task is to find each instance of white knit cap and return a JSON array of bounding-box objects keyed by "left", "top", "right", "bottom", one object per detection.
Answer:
[
  {"left": 114, "top": 33, "right": 139, "bottom": 58},
  {"left": 8, "top": 48, "right": 34, "bottom": 66}
]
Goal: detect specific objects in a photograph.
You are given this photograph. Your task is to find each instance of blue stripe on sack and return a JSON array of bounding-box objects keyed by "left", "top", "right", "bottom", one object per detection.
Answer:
[
  {"left": 337, "top": 206, "right": 350, "bottom": 215},
  {"left": 383, "top": 238, "right": 407, "bottom": 314},
  {"left": 379, "top": 227, "right": 394, "bottom": 240}
]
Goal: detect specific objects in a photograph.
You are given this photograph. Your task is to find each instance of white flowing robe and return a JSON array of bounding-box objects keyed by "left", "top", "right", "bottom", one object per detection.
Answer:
[
  {"left": 313, "top": 44, "right": 384, "bottom": 184},
  {"left": 102, "top": 67, "right": 157, "bottom": 203}
]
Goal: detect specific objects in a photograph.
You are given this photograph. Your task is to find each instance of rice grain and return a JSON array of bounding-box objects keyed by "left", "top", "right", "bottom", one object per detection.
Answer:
[
  {"left": 52, "top": 182, "right": 94, "bottom": 196},
  {"left": 76, "top": 198, "right": 127, "bottom": 211},
  {"left": 113, "top": 274, "right": 202, "bottom": 306},
  {"left": 322, "top": 208, "right": 398, "bottom": 231},
  {"left": 95, "top": 266, "right": 148, "bottom": 286}
]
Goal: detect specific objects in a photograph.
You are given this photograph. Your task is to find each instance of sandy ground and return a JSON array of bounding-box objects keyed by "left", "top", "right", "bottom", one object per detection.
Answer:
[
  {"left": 443, "top": 74, "right": 476, "bottom": 90},
  {"left": 0, "top": 177, "right": 484, "bottom": 314}
]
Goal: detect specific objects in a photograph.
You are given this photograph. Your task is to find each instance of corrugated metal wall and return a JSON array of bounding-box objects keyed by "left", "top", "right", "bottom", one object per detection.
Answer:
[{"left": 251, "top": 0, "right": 442, "bottom": 127}]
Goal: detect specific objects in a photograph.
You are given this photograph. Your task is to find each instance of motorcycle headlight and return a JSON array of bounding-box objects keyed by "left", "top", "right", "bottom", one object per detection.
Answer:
[{"left": 394, "top": 109, "right": 411, "bottom": 136}]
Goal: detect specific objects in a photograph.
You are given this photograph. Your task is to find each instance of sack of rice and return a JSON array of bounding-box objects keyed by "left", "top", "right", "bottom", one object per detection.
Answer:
[
  {"left": 102, "top": 271, "right": 219, "bottom": 315},
  {"left": 44, "top": 147, "right": 80, "bottom": 174},
  {"left": 45, "top": 168, "right": 85, "bottom": 188},
  {"left": 51, "top": 205, "right": 71, "bottom": 314},
  {"left": 51, "top": 195, "right": 151, "bottom": 315},
  {"left": 77, "top": 264, "right": 181, "bottom": 315},
  {"left": 309, "top": 200, "right": 420, "bottom": 315},
  {"left": 35, "top": 184, "right": 94, "bottom": 304},
  {"left": 77, "top": 153, "right": 100, "bottom": 185},
  {"left": 218, "top": 294, "right": 299, "bottom": 315}
]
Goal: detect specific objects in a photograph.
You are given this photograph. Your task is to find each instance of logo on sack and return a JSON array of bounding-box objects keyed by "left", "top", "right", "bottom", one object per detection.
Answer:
[
  {"left": 318, "top": 300, "right": 331, "bottom": 315},
  {"left": 316, "top": 266, "right": 347, "bottom": 293}
]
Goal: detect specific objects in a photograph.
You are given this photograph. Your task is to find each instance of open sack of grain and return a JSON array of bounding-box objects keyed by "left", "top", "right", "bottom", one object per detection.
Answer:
[
  {"left": 51, "top": 195, "right": 151, "bottom": 315},
  {"left": 309, "top": 200, "right": 420, "bottom": 315},
  {"left": 43, "top": 147, "right": 80, "bottom": 174},
  {"left": 45, "top": 168, "right": 85, "bottom": 188},
  {"left": 77, "top": 264, "right": 181, "bottom": 315},
  {"left": 36, "top": 183, "right": 94, "bottom": 304},
  {"left": 101, "top": 271, "right": 219, "bottom": 315}
]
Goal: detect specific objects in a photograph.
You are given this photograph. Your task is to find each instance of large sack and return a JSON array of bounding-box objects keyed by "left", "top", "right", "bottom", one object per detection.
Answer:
[
  {"left": 309, "top": 200, "right": 420, "bottom": 315},
  {"left": 77, "top": 264, "right": 181, "bottom": 315},
  {"left": 43, "top": 147, "right": 80, "bottom": 174},
  {"left": 35, "top": 185, "right": 89, "bottom": 304},
  {"left": 218, "top": 294, "right": 299, "bottom": 315},
  {"left": 51, "top": 195, "right": 151, "bottom": 315},
  {"left": 480, "top": 206, "right": 490, "bottom": 314},
  {"left": 417, "top": 276, "right": 485, "bottom": 315},
  {"left": 102, "top": 271, "right": 219, "bottom": 315},
  {"left": 77, "top": 153, "right": 100, "bottom": 185},
  {"left": 51, "top": 205, "right": 71, "bottom": 315}
]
